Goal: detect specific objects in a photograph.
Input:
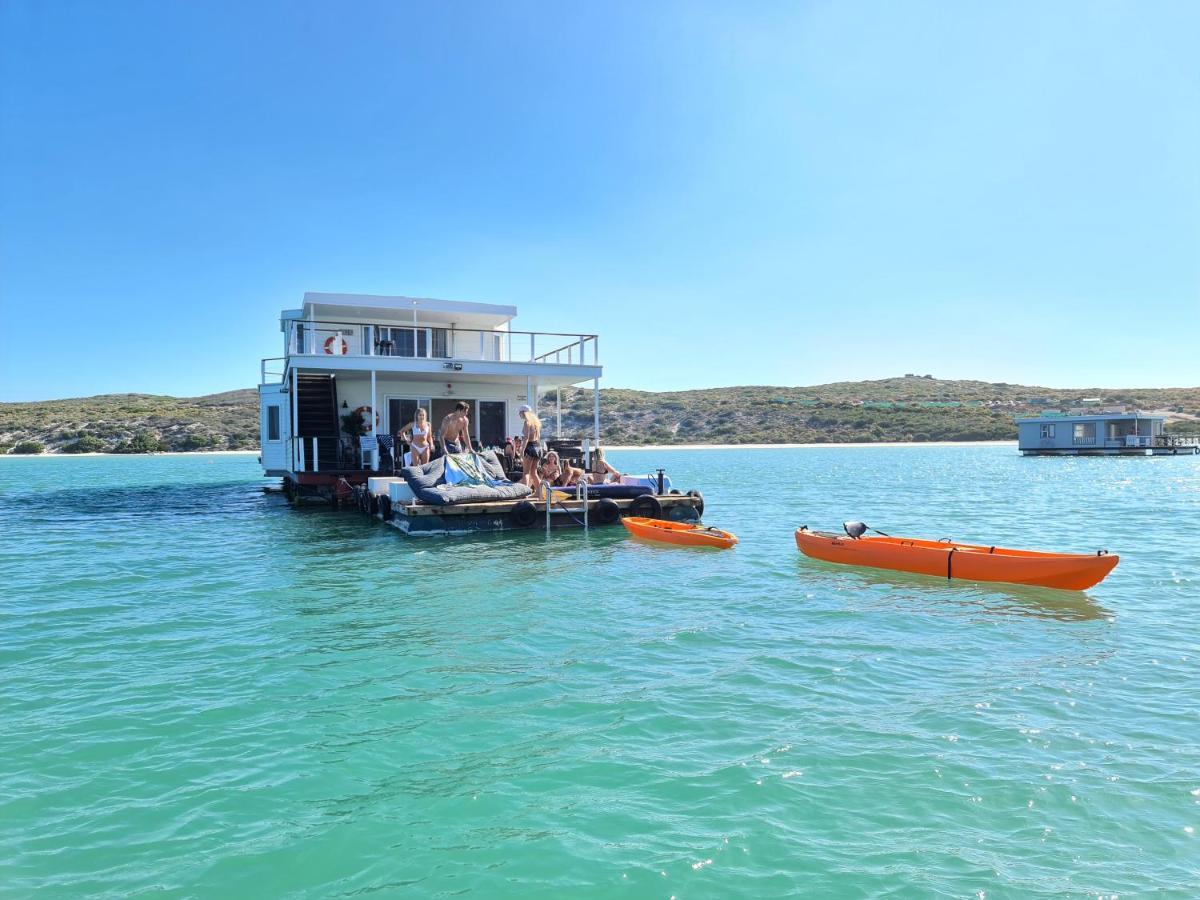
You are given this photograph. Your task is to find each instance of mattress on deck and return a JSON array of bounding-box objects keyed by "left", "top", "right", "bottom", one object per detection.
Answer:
[{"left": 401, "top": 451, "right": 533, "bottom": 506}]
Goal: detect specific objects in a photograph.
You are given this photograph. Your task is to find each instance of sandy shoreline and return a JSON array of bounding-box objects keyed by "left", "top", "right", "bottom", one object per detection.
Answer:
[
  {"left": 1, "top": 450, "right": 261, "bottom": 458},
  {"left": 3, "top": 442, "right": 1017, "bottom": 458}
]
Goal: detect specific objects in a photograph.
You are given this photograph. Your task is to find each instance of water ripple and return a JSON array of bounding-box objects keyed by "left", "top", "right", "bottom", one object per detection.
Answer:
[{"left": 1, "top": 449, "right": 1198, "bottom": 896}]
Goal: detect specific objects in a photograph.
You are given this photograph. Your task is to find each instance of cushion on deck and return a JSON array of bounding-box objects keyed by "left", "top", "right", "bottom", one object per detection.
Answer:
[{"left": 401, "top": 451, "right": 532, "bottom": 506}]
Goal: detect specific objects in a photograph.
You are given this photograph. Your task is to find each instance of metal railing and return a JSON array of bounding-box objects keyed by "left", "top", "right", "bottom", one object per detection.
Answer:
[
  {"left": 1157, "top": 434, "right": 1200, "bottom": 447},
  {"left": 280, "top": 319, "right": 598, "bottom": 366},
  {"left": 1072, "top": 436, "right": 1097, "bottom": 446},
  {"left": 261, "top": 357, "right": 285, "bottom": 384}
]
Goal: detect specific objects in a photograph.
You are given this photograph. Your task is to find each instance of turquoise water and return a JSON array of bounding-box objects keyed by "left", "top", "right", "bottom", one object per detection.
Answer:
[{"left": 2, "top": 446, "right": 1198, "bottom": 897}]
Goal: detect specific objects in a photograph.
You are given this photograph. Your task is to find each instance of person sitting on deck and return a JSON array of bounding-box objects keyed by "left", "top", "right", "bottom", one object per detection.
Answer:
[
  {"left": 587, "top": 447, "right": 621, "bottom": 484},
  {"left": 545, "top": 452, "right": 584, "bottom": 487},
  {"left": 439, "top": 402, "right": 473, "bottom": 456},
  {"left": 398, "top": 407, "right": 433, "bottom": 466},
  {"left": 537, "top": 452, "right": 560, "bottom": 490}
]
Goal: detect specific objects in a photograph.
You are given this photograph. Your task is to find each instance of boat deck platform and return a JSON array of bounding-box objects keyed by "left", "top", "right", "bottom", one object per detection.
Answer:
[{"left": 378, "top": 492, "right": 701, "bottom": 536}]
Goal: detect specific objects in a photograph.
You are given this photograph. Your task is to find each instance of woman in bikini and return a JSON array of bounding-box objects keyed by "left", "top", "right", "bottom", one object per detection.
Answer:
[
  {"left": 587, "top": 447, "right": 621, "bottom": 484},
  {"left": 550, "top": 452, "right": 585, "bottom": 487},
  {"left": 399, "top": 407, "right": 433, "bottom": 466}
]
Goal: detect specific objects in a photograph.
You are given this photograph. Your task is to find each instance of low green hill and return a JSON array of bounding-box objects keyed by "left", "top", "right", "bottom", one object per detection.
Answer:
[
  {"left": 2, "top": 378, "right": 1197, "bottom": 453},
  {"left": 0, "top": 390, "right": 260, "bottom": 453}
]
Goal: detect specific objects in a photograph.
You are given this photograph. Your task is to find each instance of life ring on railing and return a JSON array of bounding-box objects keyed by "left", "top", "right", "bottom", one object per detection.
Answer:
[
  {"left": 352, "top": 406, "right": 381, "bottom": 431},
  {"left": 324, "top": 335, "right": 349, "bottom": 355}
]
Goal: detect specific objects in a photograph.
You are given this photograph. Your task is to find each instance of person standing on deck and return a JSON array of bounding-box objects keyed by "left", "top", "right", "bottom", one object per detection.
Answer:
[
  {"left": 399, "top": 407, "right": 433, "bottom": 466},
  {"left": 518, "top": 404, "right": 544, "bottom": 489},
  {"left": 439, "top": 402, "right": 473, "bottom": 456}
]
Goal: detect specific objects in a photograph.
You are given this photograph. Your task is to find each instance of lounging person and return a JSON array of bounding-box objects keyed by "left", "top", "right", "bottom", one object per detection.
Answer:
[
  {"left": 551, "top": 453, "right": 585, "bottom": 487},
  {"left": 518, "top": 404, "right": 544, "bottom": 488},
  {"left": 439, "top": 402, "right": 473, "bottom": 455},
  {"left": 537, "top": 452, "right": 560, "bottom": 490},
  {"left": 398, "top": 407, "right": 433, "bottom": 466},
  {"left": 587, "top": 447, "right": 621, "bottom": 484}
]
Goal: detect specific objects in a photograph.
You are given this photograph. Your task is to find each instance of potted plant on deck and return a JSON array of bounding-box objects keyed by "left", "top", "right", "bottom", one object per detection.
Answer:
[{"left": 340, "top": 408, "right": 367, "bottom": 468}]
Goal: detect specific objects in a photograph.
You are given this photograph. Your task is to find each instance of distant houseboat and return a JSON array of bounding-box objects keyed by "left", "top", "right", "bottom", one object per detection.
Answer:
[{"left": 1016, "top": 410, "right": 1199, "bottom": 456}]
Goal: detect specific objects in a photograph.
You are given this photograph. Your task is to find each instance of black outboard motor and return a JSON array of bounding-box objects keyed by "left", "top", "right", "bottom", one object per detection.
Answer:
[{"left": 843, "top": 521, "right": 869, "bottom": 540}]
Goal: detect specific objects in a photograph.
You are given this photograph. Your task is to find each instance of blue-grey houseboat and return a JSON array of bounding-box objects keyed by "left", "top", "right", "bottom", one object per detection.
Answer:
[{"left": 1016, "top": 411, "right": 1199, "bottom": 456}]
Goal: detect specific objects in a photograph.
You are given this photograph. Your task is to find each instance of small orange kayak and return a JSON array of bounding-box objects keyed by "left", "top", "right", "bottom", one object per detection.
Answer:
[
  {"left": 795, "top": 525, "right": 1118, "bottom": 591},
  {"left": 623, "top": 516, "right": 738, "bottom": 549}
]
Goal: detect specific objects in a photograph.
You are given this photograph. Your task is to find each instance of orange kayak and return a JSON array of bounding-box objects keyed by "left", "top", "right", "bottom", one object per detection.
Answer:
[
  {"left": 623, "top": 516, "right": 738, "bottom": 549},
  {"left": 794, "top": 527, "right": 1118, "bottom": 590}
]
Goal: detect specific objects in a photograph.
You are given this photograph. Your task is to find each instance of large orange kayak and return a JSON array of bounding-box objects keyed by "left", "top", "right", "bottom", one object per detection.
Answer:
[
  {"left": 623, "top": 516, "right": 738, "bottom": 549},
  {"left": 794, "top": 526, "right": 1118, "bottom": 590}
]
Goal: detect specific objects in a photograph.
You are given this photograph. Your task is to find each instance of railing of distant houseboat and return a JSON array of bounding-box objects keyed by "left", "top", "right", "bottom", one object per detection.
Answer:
[
  {"left": 1157, "top": 434, "right": 1200, "bottom": 447},
  {"left": 281, "top": 319, "right": 598, "bottom": 366}
]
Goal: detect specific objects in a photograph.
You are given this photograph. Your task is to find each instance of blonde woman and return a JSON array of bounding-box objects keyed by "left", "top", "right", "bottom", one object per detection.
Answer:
[
  {"left": 518, "top": 404, "right": 544, "bottom": 488},
  {"left": 588, "top": 447, "right": 621, "bottom": 484},
  {"left": 399, "top": 407, "right": 433, "bottom": 466}
]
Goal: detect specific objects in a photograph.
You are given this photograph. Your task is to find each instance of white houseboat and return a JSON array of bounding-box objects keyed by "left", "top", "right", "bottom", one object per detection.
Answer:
[
  {"left": 258, "top": 292, "right": 703, "bottom": 532},
  {"left": 1016, "top": 409, "right": 1199, "bottom": 456}
]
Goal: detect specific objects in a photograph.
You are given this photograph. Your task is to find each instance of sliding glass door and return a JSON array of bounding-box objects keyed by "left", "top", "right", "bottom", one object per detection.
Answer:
[{"left": 373, "top": 327, "right": 450, "bottom": 358}]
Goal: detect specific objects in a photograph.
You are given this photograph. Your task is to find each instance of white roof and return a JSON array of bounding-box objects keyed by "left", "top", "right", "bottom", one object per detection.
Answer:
[{"left": 299, "top": 292, "right": 516, "bottom": 327}]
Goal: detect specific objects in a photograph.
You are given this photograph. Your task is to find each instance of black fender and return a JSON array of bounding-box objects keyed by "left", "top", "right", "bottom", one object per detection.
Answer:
[
  {"left": 686, "top": 489, "right": 705, "bottom": 518},
  {"left": 594, "top": 497, "right": 621, "bottom": 525},
  {"left": 379, "top": 495, "right": 392, "bottom": 521},
  {"left": 628, "top": 494, "right": 663, "bottom": 519},
  {"left": 511, "top": 500, "right": 539, "bottom": 528}
]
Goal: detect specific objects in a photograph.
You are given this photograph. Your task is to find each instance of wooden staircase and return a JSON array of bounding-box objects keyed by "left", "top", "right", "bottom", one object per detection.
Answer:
[{"left": 295, "top": 373, "right": 342, "bottom": 471}]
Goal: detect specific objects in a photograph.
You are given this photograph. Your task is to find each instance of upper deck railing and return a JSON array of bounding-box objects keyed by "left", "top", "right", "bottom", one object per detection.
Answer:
[{"left": 279, "top": 319, "right": 598, "bottom": 367}]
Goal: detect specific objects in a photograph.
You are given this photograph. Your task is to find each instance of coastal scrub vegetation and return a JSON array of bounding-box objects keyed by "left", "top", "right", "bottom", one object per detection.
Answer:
[
  {"left": 546, "top": 378, "right": 1200, "bottom": 445},
  {"left": 1, "top": 378, "right": 1197, "bottom": 452},
  {"left": 0, "top": 390, "right": 259, "bottom": 454}
]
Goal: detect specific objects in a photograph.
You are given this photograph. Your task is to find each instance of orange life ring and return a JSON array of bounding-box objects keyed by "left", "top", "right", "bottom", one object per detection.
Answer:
[
  {"left": 324, "top": 335, "right": 349, "bottom": 355},
  {"left": 353, "top": 406, "right": 380, "bottom": 433}
]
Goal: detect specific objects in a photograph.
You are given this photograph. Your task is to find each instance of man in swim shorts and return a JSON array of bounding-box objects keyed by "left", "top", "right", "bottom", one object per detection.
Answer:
[{"left": 439, "top": 402, "right": 473, "bottom": 455}]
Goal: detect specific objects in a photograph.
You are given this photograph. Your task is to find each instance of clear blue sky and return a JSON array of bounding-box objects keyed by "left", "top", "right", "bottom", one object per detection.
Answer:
[{"left": 2, "top": 1, "right": 1197, "bottom": 402}]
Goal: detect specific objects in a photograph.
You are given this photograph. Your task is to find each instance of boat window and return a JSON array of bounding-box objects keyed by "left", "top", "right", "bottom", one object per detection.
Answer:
[
  {"left": 388, "top": 398, "right": 418, "bottom": 435},
  {"left": 1040, "top": 424, "right": 1055, "bottom": 439},
  {"left": 432, "top": 328, "right": 449, "bottom": 358},
  {"left": 267, "top": 405, "right": 281, "bottom": 441},
  {"left": 478, "top": 401, "right": 506, "bottom": 448},
  {"left": 385, "top": 327, "right": 429, "bottom": 358}
]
